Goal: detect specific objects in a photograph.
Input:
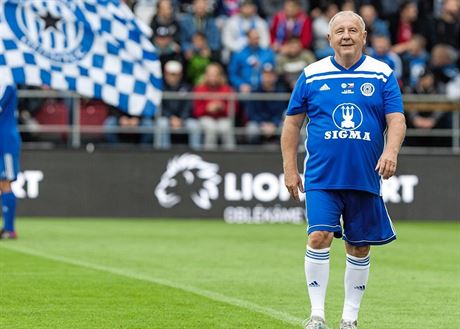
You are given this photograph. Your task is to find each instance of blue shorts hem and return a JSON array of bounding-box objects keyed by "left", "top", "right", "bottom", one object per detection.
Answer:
[
  {"left": 307, "top": 224, "right": 343, "bottom": 238},
  {"left": 342, "top": 234, "right": 397, "bottom": 247}
]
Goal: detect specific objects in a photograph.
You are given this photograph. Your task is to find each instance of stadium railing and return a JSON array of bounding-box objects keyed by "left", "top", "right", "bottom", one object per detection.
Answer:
[{"left": 17, "top": 89, "right": 460, "bottom": 153}]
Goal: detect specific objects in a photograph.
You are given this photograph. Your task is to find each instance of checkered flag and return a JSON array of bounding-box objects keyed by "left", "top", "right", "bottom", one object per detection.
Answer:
[{"left": 0, "top": 0, "right": 162, "bottom": 117}]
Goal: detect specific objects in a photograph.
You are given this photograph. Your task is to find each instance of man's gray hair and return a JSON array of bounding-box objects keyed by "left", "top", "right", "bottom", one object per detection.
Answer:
[{"left": 328, "top": 11, "right": 366, "bottom": 34}]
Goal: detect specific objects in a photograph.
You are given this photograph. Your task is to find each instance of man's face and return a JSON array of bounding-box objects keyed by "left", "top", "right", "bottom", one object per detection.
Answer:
[
  {"left": 285, "top": 39, "right": 302, "bottom": 56},
  {"left": 193, "top": 0, "right": 208, "bottom": 17},
  {"left": 261, "top": 71, "right": 277, "bottom": 88},
  {"left": 165, "top": 71, "right": 181, "bottom": 86},
  {"left": 284, "top": 1, "right": 300, "bottom": 18},
  {"left": 247, "top": 30, "right": 260, "bottom": 47},
  {"left": 372, "top": 36, "right": 390, "bottom": 55},
  {"left": 205, "top": 65, "right": 222, "bottom": 87},
  {"left": 240, "top": 4, "right": 256, "bottom": 18},
  {"left": 328, "top": 14, "right": 366, "bottom": 59},
  {"left": 402, "top": 3, "right": 418, "bottom": 21}
]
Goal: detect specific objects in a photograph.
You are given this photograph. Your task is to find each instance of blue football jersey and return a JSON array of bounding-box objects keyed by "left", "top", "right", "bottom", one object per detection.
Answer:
[
  {"left": 0, "top": 85, "right": 21, "bottom": 154},
  {"left": 286, "top": 55, "right": 404, "bottom": 195}
]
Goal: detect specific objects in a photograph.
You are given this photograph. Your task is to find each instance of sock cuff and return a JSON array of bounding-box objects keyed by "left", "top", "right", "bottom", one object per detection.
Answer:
[
  {"left": 307, "top": 246, "right": 331, "bottom": 253},
  {"left": 346, "top": 253, "right": 370, "bottom": 269},
  {"left": 306, "top": 246, "right": 330, "bottom": 264}
]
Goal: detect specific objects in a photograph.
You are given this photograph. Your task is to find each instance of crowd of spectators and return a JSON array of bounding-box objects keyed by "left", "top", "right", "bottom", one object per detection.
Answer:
[{"left": 19, "top": 0, "right": 460, "bottom": 148}]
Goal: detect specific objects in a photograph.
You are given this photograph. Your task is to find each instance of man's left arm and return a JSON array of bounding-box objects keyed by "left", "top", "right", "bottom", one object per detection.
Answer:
[{"left": 375, "top": 112, "right": 406, "bottom": 179}]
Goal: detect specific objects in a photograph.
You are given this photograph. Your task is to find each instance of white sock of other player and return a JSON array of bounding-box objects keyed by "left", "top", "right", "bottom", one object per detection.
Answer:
[
  {"left": 342, "top": 253, "right": 370, "bottom": 322},
  {"left": 305, "top": 246, "right": 330, "bottom": 320}
]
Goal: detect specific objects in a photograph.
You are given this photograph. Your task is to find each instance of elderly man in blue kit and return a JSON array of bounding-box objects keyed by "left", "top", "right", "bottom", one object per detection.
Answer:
[{"left": 281, "top": 11, "right": 406, "bottom": 329}]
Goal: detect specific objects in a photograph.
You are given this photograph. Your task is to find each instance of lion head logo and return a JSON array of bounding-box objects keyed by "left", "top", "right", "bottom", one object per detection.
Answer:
[{"left": 155, "top": 154, "right": 222, "bottom": 210}]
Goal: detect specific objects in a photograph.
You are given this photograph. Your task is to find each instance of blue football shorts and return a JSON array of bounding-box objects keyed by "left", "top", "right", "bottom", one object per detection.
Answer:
[
  {"left": 306, "top": 189, "right": 396, "bottom": 246},
  {"left": 0, "top": 152, "right": 20, "bottom": 181}
]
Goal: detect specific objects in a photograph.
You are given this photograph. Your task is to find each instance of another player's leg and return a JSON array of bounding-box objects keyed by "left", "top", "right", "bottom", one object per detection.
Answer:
[
  {"left": 0, "top": 180, "right": 17, "bottom": 239},
  {"left": 304, "top": 231, "right": 333, "bottom": 329},
  {"left": 340, "top": 244, "right": 370, "bottom": 329}
]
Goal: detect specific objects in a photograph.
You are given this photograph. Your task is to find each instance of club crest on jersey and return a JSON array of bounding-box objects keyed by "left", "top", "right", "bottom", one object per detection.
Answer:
[
  {"left": 332, "top": 103, "right": 363, "bottom": 130},
  {"left": 325, "top": 103, "right": 371, "bottom": 141},
  {"left": 360, "top": 83, "right": 375, "bottom": 96}
]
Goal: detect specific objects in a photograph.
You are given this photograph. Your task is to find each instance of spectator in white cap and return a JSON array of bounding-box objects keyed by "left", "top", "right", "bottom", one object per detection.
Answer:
[{"left": 156, "top": 60, "right": 201, "bottom": 149}]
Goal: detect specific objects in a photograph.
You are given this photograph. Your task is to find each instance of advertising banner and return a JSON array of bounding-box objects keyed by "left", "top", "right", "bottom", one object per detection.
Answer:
[{"left": 16, "top": 150, "right": 460, "bottom": 221}]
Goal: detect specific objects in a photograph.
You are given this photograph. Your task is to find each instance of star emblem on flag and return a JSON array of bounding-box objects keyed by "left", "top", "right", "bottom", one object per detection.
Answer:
[{"left": 39, "top": 12, "right": 61, "bottom": 30}]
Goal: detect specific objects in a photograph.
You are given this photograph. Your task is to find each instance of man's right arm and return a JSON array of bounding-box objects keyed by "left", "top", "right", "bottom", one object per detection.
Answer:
[{"left": 281, "top": 113, "right": 306, "bottom": 201}]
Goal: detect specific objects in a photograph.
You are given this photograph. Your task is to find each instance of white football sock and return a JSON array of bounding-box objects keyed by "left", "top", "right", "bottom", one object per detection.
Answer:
[
  {"left": 305, "top": 246, "right": 330, "bottom": 320},
  {"left": 342, "top": 253, "right": 370, "bottom": 322}
]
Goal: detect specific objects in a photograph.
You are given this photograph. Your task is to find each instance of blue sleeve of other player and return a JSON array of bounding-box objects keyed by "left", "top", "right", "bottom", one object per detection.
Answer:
[
  {"left": 383, "top": 72, "right": 404, "bottom": 115},
  {"left": 286, "top": 73, "right": 309, "bottom": 116},
  {"left": 0, "top": 86, "right": 16, "bottom": 109}
]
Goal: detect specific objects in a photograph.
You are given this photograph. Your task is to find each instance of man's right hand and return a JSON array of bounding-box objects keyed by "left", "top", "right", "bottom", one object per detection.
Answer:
[{"left": 284, "top": 171, "right": 304, "bottom": 201}]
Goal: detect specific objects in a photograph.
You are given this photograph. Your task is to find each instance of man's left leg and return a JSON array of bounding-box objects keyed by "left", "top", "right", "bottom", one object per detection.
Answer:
[{"left": 341, "top": 243, "right": 370, "bottom": 328}]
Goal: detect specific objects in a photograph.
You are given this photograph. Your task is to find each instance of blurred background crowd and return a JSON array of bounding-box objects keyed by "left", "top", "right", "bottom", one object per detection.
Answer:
[{"left": 18, "top": 0, "right": 460, "bottom": 149}]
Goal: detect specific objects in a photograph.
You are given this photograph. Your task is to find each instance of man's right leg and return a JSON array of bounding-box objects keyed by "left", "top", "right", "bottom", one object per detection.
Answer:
[
  {"left": 305, "top": 231, "right": 333, "bottom": 321},
  {"left": 304, "top": 190, "right": 343, "bottom": 328}
]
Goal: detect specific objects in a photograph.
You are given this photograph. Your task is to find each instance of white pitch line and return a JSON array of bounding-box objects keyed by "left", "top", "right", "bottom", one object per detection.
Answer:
[{"left": 0, "top": 244, "right": 304, "bottom": 327}]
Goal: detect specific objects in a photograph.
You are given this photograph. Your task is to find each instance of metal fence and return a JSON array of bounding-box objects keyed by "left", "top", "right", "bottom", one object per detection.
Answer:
[{"left": 17, "top": 89, "right": 460, "bottom": 153}]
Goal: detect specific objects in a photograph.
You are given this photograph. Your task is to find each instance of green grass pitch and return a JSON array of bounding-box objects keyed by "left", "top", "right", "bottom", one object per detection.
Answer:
[{"left": 0, "top": 219, "right": 459, "bottom": 329}]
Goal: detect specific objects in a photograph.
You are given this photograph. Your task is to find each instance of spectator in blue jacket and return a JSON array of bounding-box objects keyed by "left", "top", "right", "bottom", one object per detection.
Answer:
[
  {"left": 228, "top": 28, "right": 276, "bottom": 93},
  {"left": 244, "top": 64, "right": 287, "bottom": 144},
  {"left": 180, "top": 0, "right": 221, "bottom": 61},
  {"left": 367, "top": 34, "right": 403, "bottom": 80}
]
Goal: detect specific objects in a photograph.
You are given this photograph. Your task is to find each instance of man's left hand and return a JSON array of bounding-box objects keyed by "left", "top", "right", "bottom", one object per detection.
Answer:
[{"left": 375, "top": 150, "right": 398, "bottom": 179}]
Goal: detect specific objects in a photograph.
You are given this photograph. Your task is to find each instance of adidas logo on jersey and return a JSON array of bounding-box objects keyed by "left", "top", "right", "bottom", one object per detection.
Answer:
[{"left": 319, "top": 83, "right": 330, "bottom": 91}]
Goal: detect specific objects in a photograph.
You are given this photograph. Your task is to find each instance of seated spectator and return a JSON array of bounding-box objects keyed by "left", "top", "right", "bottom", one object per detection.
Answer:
[
  {"left": 389, "top": 1, "right": 424, "bottom": 54},
  {"left": 399, "top": 35, "right": 429, "bottom": 92},
  {"left": 429, "top": 44, "right": 459, "bottom": 88},
  {"left": 311, "top": 0, "right": 338, "bottom": 59},
  {"left": 340, "top": 0, "right": 355, "bottom": 12},
  {"left": 359, "top": 4, "right": 390, "bottom": 47},
  {"left": 214, "top": 0, "right": 264, "bottom": 29},
  {"left": 152, "top": 26, "right": 182, "bottom": 68},
  {"left": 276, "top": 37, "right": 316, "bottom": 90},
  {"left": 446, "top": 73, "right": 460, "bottom": 101},
  {"left": 270, "top": 0, "right": 313, "bottom": 54},
  {"left": 406, "top": 44, "right": 459, "bottom": 147},
  {"left": 221, "top": 0, "right": 270, "bottom": 63},
  {"left": 104, "top": 107, "right": 154, "bottom": 145},
  {"left": 259, "top": 0, "right": 308, "bottom": 21},
  {"left": 157, "top": 61, "right": 201, "bottom": 149},
  {"left": 367, "top": 34, "right": 403, "bottom": 81},
  {"left": 180, "top": 0, "right": 221, "bottom": 61},
  {"left": 193, "top": 63, "right": 236, "bottom": 150},
  {"left": 214, "top": 0, "right": 242, "bottom": 18},
  {"left": 150, "top": 0, "right": 181, "bottom": 45},
  {"left": 432, "top": 0, "right": 460, "bottom": 50},
  {"left": 228, "top": 28, "right": 276, "bottom": 93},
  {"left": 185, "top": 32, "right": 218, "bottom": 86},
  {"left": 244, "top": 64, "right": 287, "bottom": 144}
]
